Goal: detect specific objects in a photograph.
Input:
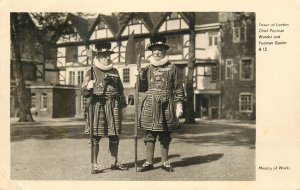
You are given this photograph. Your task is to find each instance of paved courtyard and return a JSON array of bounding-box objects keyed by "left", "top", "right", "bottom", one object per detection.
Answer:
[{"left": 10, "top": 118, "right": 255, "bottom": 181}]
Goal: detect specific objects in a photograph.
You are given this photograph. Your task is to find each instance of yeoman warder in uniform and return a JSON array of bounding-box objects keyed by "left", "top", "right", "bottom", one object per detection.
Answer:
[
  {"left": 81, "top": 42, "right": 129, "bottom": 173},
  {"left": 138, "top": 36, "right": 185, "bottom": 172}
]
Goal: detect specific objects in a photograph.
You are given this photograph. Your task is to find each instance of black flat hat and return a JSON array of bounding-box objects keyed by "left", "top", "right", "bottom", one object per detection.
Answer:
[
  {"left": 147, "top": 36, "right": 169, "bottom": 51},
  {"left": 95, "top": 42, "right": 115, "bottom": 55}
]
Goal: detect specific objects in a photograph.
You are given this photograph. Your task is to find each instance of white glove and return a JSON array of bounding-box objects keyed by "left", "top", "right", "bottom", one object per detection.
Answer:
[
  {"left": 134, "top": 69, "right": 140, "bottom": 76},
  {"left": 175, "top": 102, "right": 183, "bottom": 118},
  {"left": 87, "top": 80, "right": 96, "bottom": 90}
]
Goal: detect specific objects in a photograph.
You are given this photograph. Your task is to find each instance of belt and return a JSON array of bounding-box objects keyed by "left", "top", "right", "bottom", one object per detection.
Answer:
[
  {"left": 146, "top": 89, "right": 173, "bottom": 103},
  {"left": 93, "top": 93, "right": 119, "bottom": 101},
  {"left": 147, "top": 89, "right": 172, "bottom": 95}
]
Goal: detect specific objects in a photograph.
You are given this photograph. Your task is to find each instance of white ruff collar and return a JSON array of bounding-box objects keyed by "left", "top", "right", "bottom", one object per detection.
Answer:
[
  {"left": 94, "top": 59, "right": 113, "bottom": 71},
  {"left": 149, "top": 56, "right": 169, "bottom": 67}
]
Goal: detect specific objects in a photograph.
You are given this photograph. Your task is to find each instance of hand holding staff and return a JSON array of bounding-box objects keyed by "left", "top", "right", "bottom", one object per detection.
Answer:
[{"left": 86, "top": 47, "right": 96, "bottom": 174}]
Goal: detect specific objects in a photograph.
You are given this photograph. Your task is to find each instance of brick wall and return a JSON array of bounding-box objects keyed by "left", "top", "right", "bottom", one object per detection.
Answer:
[{"left": 220, "top": 15, "right": 256, "bottom": 120}]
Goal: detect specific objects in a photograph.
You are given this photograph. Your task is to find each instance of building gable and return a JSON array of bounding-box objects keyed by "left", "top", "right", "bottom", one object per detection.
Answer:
[
  {"left": 56, "top": 19, "right": 83, "bottom": 44},
  {"left": 90, "top": 17, "right": 115, "bottom": 40},
  {"left": 158, "top": 12, "right": 189, "bottom": 33},
  {"left": 120, "top": 15, "right": 150, "bottom": 37}
]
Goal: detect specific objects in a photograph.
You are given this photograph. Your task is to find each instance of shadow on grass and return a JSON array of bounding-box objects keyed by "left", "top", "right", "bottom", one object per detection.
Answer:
[
  {"left": 172, "top": 153, "right": 224, "bottom": 168},
  {"left": 11, "top": 123, "right": 255, "bottom": 149},
  {"left": 173, "top": 124, "right": 255, "bottom": 149},
  {"left": 122, "top": 153, "right": 223, "bottom": 170},
  {"left": 124, "top": 154, "right": 181, "bottom": 169},
  {"left": 10, "top": 124, "right": 145, "bottom": 142}
]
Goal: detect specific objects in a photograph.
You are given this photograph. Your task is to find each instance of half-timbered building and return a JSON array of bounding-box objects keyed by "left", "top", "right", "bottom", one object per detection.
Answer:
[{"left": 13, "top": 12, "right": 255, "bottom": 120}]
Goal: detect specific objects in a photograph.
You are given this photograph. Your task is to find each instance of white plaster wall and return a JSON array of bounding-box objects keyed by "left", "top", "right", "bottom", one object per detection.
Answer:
[
  {"left": 59, "top": 70, "right": 66, "bottom": 85},
  {"left": 57, "top": 57, "right": 65, "bottom": 68},
  {"left": 129, "top": 25, "right": 141, "bottom": 34},
  {"left": 158, "top": 22, "right": 166, "bottom": 32},
  {"left": 57, "top": 47, "right": 65, "bottom": 57},
  {"left": 167, "top": 20, "right": 180, "bottom": 30}
]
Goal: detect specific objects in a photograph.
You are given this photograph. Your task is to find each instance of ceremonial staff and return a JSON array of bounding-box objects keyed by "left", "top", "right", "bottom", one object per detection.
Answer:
[
  {"left": 86, "top": 45, "right": 95, "bottom": 174},
  {"left": 125, "top": 32, "right": 141, "bottom": 171}
]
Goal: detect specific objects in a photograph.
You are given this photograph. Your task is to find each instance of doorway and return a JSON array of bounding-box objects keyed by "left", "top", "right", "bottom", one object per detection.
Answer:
[{"left": 195, "top": 94, "right": 209, "bottom": 118}]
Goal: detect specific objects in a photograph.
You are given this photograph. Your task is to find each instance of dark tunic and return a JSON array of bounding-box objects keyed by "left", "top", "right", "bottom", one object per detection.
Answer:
[
  {"left": 81, "top": 66, "right": 126, "bottom": 136},
  {"left": 139, "top": 62, "right": 184, "bottom": 131}
]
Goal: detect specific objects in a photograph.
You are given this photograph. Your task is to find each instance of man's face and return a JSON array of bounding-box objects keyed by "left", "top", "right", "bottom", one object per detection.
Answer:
[
  {"left": 97, "top": 53, "right": 111, "bottom": 65},
  {"left": 151, "top": 47, "right": 166, "bottom": 61}
]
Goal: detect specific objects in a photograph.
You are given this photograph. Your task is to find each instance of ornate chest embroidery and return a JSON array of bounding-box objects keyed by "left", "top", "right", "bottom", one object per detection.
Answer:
[
  {"left": 94, "top": 69, "right": 119, "bottom": 94},
  {"left": 149, "top": 66, "right": 170, "bottom": 90}
]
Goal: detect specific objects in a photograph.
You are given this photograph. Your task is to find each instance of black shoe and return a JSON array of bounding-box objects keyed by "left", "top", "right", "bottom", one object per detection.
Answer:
[
  {"left": 111, "top": 163, "right": 129, "bottom": 171},
  {"left": 138, "top": 161, "right": 154, "bottom": 172},
  {"left": 91, "top": 164, "right": 103, "bottom": 174},
  {"left": 162, "top": 161, "right": 174, "bottom": 172}
]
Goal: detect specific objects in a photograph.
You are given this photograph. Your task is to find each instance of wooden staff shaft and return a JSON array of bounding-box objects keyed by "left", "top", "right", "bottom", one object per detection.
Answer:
[{"left": 134, "top": 54, "right": 141, "bottom": 172}]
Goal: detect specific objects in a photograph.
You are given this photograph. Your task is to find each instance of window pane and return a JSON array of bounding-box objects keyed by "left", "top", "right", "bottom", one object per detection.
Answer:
[
  {"left": 214, "top": 36, "right": 218, "bottom": 45},
  {"left": 241, "top": 27, "right": 246, "bottom": 41},
  {"left": 41, "top": 93, "right": 47, "bottom": 109},
  {"left": 73, "top": 71, "right": 75, "bottom": 85},
  {"left": 98, "top": 21, "right": 105, "bottom": 29},
  {"left": 211, "top": 66, "right": 218, "bottom": 82},
  {"left": 233, "top": 27, "right": 240, "bottom": 42},
  {"left": 31, "top": 93, "right": 36, "bottom": 108},
  {"left": 66, "top": 46, "right": 78, "bottom": 62},
  {"left": 123, "top": 68, "right": 130, "bottom": 83},
  {"left": 69, "top": 71, "right": 76, "bottom": 85},
  {"left": 226, "top": 60, "right": 232, "bottom": 79},
  {"left": 77, "top": 71, "right": 84, "bottom": 86},
  {"left": 241, "top": 59, "right": 252, "bottom": 80},
  {"left": 209, "top": 36, "right": 213, "bottom": 46},
  {"left": 166, "top": 35, "right": 183, "bottom": 54},
  {"left": 240, "top": 94, "right": 252, "bottom": 112},
  {"left": 235, "top": 28, "right": 239, "bottom": 38}
]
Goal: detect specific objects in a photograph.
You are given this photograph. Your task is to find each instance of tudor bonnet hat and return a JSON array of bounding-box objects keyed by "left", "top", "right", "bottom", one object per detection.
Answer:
[
  {"left": 95, "top": 42, "right": 115, "bottom": 55},
  {"left": 147, "top": 35, "right": 169, "bottom": 51}
]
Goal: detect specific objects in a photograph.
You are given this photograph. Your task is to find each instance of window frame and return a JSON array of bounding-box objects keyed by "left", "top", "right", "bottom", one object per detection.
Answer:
[
  {"left": 211, "top": 66, "right": 218, "bottom": 82},
  {"left": 65, "top": 46, "right": 78, "bottom": 63},
  {"left": 225, "top": 59, "right": 233, "bottom": 80},
  {"left": 166, "top": 35, "right": 183, "bottom": 55},
  {"left": 239, "top": 58, "right": 254, "bottom": 81},
  {"left": 31, "top": 93, "right": 36, "bottom": 109},
  {"left": 239, "top": 93, "right": 253, "bottom": 113},
  {"left": 233, "top": 25, "right": 247, "bottom": 43},
  {"left": 123, "top": 68, "right": 130, "bottom": 83},
  {"left": 208, "top": 34, "right": 218, "bottom": 47},
  {"left": 77, "top": 70, "right": 84, "bottom": 86},
  {"left": 69, "top": 71, "right": 76, "bottom": 85},
  {"left": 240, "top": 26, "right": 247, "bottom": 41},
  {"left": 40, "top": 93, "right": 47, "bottom": 111},
  {"left": 97, "top": 21, "right": 106, "bottom": 29}
]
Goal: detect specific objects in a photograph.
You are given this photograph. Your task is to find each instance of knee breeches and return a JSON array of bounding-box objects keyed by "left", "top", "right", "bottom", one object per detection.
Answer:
[
  {"left": 143, "top": 131, "right": 172, "bottom": 146},
  {"left": 92, "top": 135, "right": 119, "bottom": 145}
]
